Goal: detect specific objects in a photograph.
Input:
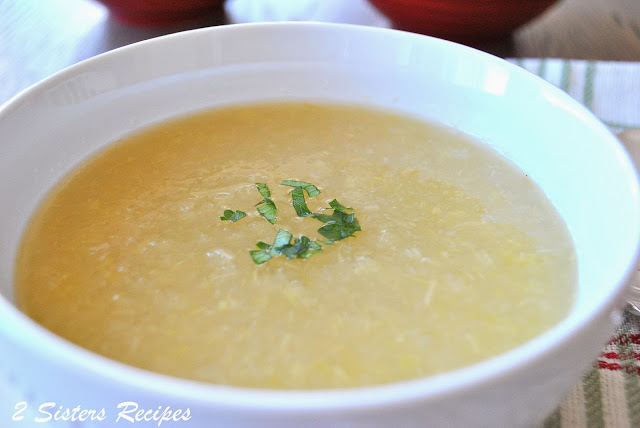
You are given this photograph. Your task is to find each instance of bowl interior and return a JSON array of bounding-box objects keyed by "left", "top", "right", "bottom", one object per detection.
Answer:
[{"left": 0, "top": 22, "right": 637, "bottom": 400}]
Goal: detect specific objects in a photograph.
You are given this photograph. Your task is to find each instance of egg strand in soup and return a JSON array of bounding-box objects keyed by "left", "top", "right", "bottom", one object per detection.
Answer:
[{"left": 15, "top": 102, "right": 576, "bottom": 389}]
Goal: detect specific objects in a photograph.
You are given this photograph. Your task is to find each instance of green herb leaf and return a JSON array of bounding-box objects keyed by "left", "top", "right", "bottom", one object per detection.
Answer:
[
  {"left": 255, "top": 183, "right": 277, "bottom": 224},
  {"left": 256, "top": 183, "right": 271, "bottom": 199},
  {"left": 299, "top": 239, "right": 323, "bottom": 258},
  {"left": 308, "top": 241, "right": 322, "bottom": 250},
  {"left": 249, "top": 229, "right": 323, "bottom": 264},
  {"left": 250, "top": 250, "right": 272, "bottom": 265},
  {"left": 311, "top": 212, "right": 335, "bottom": 223},
  {"left": 272, "top": 229, "right": 293, "bottom": 250},
  {"left": 290, "top": 186, "right": 312, "bottom": 217},
  {"left": 317, "top": 219, "right": 361, "bottom": 241},
  {"left": 255, "top": 241, "right": 271, "bottom": 250},
  {"left": 220, "top": 209, "right": 247, "bottom": 222},
  {"left": 328, "top": 199, "right": 350, "bottom": 212},
  {"left": 256, "top": 200, "right": 277, "bottom": 224},
  {"left": 281, "top": 180, "right": 320, "bottom": 198},
  {"left": 281, "top": 236, "right": 323, "bottom": 259},
  {"left": 312, "top": 204, "right": 361, "bottom": 242}
]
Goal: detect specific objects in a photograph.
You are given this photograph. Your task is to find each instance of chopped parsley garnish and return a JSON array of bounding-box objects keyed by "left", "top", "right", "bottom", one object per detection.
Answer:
[
  {"left": 312, "top": 199, "right": 361, "bottom": 242},
  {"left": 328, "top": 199, "right": 350, "bottom": 212},
  {"left": 281, "top": 180, "right": 321, "bottom": 198},
  {"left": 290, "top": 186, "right": 312, "bottom": 217},
  {"left": 249, "top": 248, "right": 272, "bottom": 265},
  {"left": 250, "top": 229, "right": 322, "bottom": 264},
  {"left": 256, "top": 200, "right": 277, "bottom": 224},
  {"left": 220, "top": 209, "right": 247, "bottom": 222},
  {"left": 255, "top": 183, "right": 277, "bottom": 224},
  {"left": 219, "top": 179, "right": 360, "bottom": 265},
  {"left": 282, "top": 236, "right": 323, "bottom": 259},
  {"left": 256, "top": 183, "right": 271, "bottom": 199},
  {"left": 272, "top": 228, "right": 293, "bottom": 248}
]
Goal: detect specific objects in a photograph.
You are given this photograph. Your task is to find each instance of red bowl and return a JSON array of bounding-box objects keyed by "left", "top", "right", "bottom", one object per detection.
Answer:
[
  {"left": 96, "top": 0, "right": 226, "bottom": 27},
  {"left": 367, "top": 0, "right": 559, "bottom": 42}
]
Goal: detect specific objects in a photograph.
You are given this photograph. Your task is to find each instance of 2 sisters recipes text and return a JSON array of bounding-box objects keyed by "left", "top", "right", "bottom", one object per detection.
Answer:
[{"left": 13, "top": 401, "right": 190, "bottom": 426}]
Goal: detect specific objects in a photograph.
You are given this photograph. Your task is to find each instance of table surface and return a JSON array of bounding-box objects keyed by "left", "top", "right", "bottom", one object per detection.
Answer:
[{"left": 2, "top": 0, "right": 640, "bottom": 104}]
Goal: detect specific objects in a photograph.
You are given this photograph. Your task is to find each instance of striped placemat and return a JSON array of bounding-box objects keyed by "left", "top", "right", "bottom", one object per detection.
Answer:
[
  {"left": 511, "top": 59, "right": 640, "bottom": 133},
  {"left": 509, "top": 59, "right": 640, "bottom": 428},
  {"left": 543, "top": 313, "right": 640, "bottom": 428}
]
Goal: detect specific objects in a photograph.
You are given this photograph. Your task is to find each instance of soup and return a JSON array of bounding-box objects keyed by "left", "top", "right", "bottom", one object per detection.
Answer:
[{"left": 15, "top": 102, "right": 576, "bottom": 389}]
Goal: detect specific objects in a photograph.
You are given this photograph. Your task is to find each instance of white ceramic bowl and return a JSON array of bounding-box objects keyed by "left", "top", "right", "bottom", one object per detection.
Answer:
[{"left": 0, "top": 22, "right": 638, "bottom": 427}]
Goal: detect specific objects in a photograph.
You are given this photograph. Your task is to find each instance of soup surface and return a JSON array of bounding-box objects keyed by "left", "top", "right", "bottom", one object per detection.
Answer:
[{"left": 15, "top": 102, "right": 576, "bottom": 389}]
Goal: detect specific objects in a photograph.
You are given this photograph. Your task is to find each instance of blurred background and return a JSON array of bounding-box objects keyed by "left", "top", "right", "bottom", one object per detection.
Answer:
[{"left": 1, "top": 0, "right": 640, "bottom": 104}]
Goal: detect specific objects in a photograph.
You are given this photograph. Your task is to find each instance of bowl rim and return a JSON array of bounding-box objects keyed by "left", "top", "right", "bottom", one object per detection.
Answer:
[{"left": 1, "top": 21, "right": 638, "bottom": 410}]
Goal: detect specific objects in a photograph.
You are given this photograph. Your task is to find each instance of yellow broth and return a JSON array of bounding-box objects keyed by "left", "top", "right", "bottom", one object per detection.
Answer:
[{"left": 15, "top": 102, "right": 576, "bottom": 389}]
